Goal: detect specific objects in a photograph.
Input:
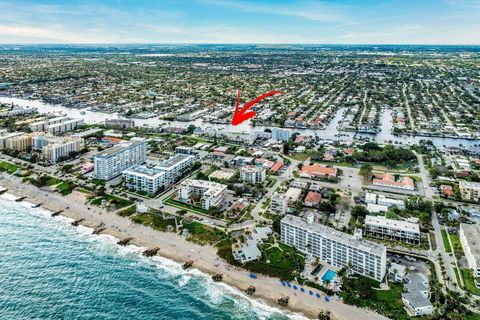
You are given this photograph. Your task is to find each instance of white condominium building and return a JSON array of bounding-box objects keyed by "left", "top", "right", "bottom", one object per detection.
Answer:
[
  {"left": 29, "top": 116, "right": 70, "bottom": 132},
  {"left": 94, "top": 140, "right": 147, "bottom": 180},
  {"left": 122, "top": 154, "right": 195, "bottom": 194},
  {"left": 459, "top": 180, "right": 480, "bottom": 202},
  {"left": 153, "top": 154, "right": 195, "bottom": 185},
  {"left": 364, "top": 215, "right": 420, "bottom": 245},
  {"left": 123, "top": 165, "right": 167, "bottom": 195},
  {"left": 47, "top": 119, "right": 84, "bottom": 134},
  {"left": 178, "top": 179, "right": 227, "bottom": 210},
  {"left": 42, "top": 137, "right": 84, "bottom": 164},
  {"left": 270, "top": 192, "right": 288, "bottom": 214},
  {"left": 365, "top": 192, "right": 405, "bottom": 209},
  {"left": 240, "top": 165, "right": 266, "bottom": 184},
  {"left": 281, "top": 214, "right": 387, "bottom": 281},
  {"left": 459, "top": 223, "right": 480, "bottom": 279}
]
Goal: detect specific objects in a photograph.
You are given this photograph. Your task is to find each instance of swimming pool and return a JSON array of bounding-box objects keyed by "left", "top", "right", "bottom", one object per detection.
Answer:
[{"left": 321, "top": 269, "right": 336, "bottom": 283}]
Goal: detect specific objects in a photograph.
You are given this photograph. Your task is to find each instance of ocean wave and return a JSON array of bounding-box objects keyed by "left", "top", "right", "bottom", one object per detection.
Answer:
[{"left": 0, "top": 194, "right": 307, "bottom": 320}]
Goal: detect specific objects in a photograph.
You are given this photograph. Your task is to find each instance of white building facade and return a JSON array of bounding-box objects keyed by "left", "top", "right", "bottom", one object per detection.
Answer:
[
  {"left": 270, "top": 192, "right": 288, "bottom": 215},
  {"left": 364, "top": 215, "right": 421, "bottom": 245},
  {"left": 122, "top": 154, "right": 194, "bottom": 194},
  {"left": 94, "top": 140, "right": 147, "bottom": 180},
  {"left": 240, "top": 165, "right": 266, "bottom": 184},
  {"left": 281, "top": 214, "right": 387, "bottom": 281},
  {"left": 459, "top": 223, "right": 480, "bottom": 279},
  {"left": 178, "top": 179, "right": 227, "bottom": 210}
]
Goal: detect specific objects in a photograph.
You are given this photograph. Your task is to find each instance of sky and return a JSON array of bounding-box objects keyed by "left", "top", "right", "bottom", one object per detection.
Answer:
[{"left": 0, "top": 0, "right": 479, "bottom": 45}]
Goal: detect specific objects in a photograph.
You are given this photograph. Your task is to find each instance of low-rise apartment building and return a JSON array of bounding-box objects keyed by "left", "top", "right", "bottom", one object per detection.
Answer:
[
  {"left": 29, "top": 116, "right": 70, "bottom": 132},
  {"left": 364, "top": 215, "right": 420, "bottom": 245},
  {"left": 372, "top": 173, "right": 414, "bottom": 191},
  {"left": 178, "top": 179, "right": 227, "bottom": 210},
  {"left": 459, "top": 180, "right": 480, "bottom": 202},
  {"left": 270, "top": 192, "right": 288, "bottom": 214},
  {"left": 240, "top": 165, "right": 266, "bottom": 184},
  {"left": 281, "top": 214, "right": 387, "bottom": 281},
  {"left": 47, "top": 119, "right": 84, "bottom": 134},
  {"left": 105, "top": 119, "right": 135, "bottom": 128}
]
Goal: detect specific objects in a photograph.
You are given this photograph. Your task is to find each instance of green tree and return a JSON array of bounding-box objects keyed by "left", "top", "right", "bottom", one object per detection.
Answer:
[{"left": 351, "top": 205, "right": 369, "bottom": 219}]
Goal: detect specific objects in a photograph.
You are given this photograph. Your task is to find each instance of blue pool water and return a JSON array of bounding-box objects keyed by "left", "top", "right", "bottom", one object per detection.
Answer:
[
  {"left": 0, "top": 193, "right": 304, "bottom": 320},
  {"left": 321, "top": 269, "right": 336, "bottom": 283}
]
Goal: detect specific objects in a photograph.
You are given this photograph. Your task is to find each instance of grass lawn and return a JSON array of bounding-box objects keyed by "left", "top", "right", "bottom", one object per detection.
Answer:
[
  {"left": 46, "top": 176, "right": 61, "bottom": 186},
  {"left": 56, "top": 181, "right": 74, "bottom": 195},
  {"left": 164, "top": 196, "right": 209, "bottom": 215},
  {"left": 261, "top": 199, "right": 270, "bottom": 209},
  {"left": 263, "top": 246, "right": 295, "bottom": 270},
  {"left": 313, "top": 160, "right": 354, "bottom": 168},
  {"left": 441, "top": 229, "right": 452, "bottom": 253},
  {"left": 131, "top": 212, "right": 179, "bottom": 231},
  {"left": 290, "top": 152, "right": 310, "bottom": 161},
  {"left": 267, "top": 178, "right": 276, "bottom": 188},
  {"left": 91, "top": 178, "right": 105, "bottom": 186},
  {"left": 342, "top": 277, "right": 409, "bottom": 320},
  {"left": 0, "top": 161, "right": 20, "bottom": 174},
  {"left": 182, "top": 221, "right": 226, "bottom": 245},
  {"left": 450, "top": 233, "right": 464, "bottom": 254},
  {"left": 461, "top": 268, "right": 480, "bottom": 295},
  {"left": 90, "top": 194, "right": 133, "bottom": 209},
  {"left": 262, "top": 243, "right": 305, "bottom": 270},
  {"left": 117, "top": 205, "right": 136, "bottom": 217},
  {"left": 373, "top": 283, "right": 406, "bottom": 314},
  {"left": 453, "top": 266, "right": 463, "bottom": 288},
  {"left": 369, "top": 162, "right": 417, "bottom": 174}
]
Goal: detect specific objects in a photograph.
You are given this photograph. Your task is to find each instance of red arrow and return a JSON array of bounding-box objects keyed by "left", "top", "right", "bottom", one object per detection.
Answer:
[{"left": 231, "top": 89, "right": 283, "bottom": 125}]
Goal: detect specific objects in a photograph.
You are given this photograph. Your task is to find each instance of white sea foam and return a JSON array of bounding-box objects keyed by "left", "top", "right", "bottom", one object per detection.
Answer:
[
  {"left": 0, "top": 193, "right": 307, "bottom": 320},
  {"left": 178, "top": 275, "right": 191, "bottom": 287}
]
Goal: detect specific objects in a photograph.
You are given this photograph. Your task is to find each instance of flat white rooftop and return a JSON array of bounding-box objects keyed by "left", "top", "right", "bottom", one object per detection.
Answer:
[{"left": 365, "top": 215, "right": 420, "bottom": 234}]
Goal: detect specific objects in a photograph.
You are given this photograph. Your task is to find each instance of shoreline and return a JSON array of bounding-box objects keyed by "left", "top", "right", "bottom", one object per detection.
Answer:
[{"left": 0, "top": 172, "right": 387, "bottom": 320}]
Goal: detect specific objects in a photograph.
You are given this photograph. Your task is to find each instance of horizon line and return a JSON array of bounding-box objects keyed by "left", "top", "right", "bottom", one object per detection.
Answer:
[{"left": 1, "top": 43, "right": 480, "bottom": 46}]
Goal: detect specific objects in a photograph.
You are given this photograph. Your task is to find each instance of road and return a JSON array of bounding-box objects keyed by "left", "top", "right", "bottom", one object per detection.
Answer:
[{"left": 402, "top": 83, "right": 416, "bottom": 131}]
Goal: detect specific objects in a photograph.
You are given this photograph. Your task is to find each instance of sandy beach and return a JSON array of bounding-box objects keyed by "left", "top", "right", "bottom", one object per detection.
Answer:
[{"left": 0, "top": 172, "right": 387, "bottom": 320}]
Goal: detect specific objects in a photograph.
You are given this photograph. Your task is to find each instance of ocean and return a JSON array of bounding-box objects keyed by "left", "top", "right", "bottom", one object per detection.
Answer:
[{"left": 0, "top": 194, "right": 299, "bottom": 320}]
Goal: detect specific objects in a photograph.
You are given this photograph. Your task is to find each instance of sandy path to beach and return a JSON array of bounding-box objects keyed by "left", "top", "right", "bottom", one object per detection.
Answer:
[{"left": 0, "top": 172, "right": 388, "bottom": 320}]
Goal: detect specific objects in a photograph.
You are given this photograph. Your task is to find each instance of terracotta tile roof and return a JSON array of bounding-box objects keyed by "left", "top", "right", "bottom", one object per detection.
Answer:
[
  {"left": 304, "top": 191, "right": 321, "bottom": 205},
  {"left": 271, "top": 162, "right": 283, "bottom": 172},
  {"left": 301, "top": 163, "right": 337, "bottom": 177}
]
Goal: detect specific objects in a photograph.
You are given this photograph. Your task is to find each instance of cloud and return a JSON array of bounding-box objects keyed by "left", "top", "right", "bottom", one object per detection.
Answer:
[
  {"left": 0, "top": 0, "right": 479, "bottom": 44},
  {"left": 196, "top": 0, "right": 344, "bottom": 22}
]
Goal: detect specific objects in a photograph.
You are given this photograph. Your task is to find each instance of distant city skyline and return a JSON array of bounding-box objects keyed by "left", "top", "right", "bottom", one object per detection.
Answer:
[{"left": 0, "top": 0, "right": 479, "bottom": 44}]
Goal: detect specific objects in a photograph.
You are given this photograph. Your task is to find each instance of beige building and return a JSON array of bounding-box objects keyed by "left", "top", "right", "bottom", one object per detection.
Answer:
[
  {"left": 0, "top": 131, "right": 23, "bottom": 149},
  {"left": 5, "top": 133, "right": 32, "bottom": 151},
  {"left": 42, "top": 137, "right": 84, "bottom": 164},
  {"left": 459, "top": 180, "right": 480, "bottom": 202}
]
